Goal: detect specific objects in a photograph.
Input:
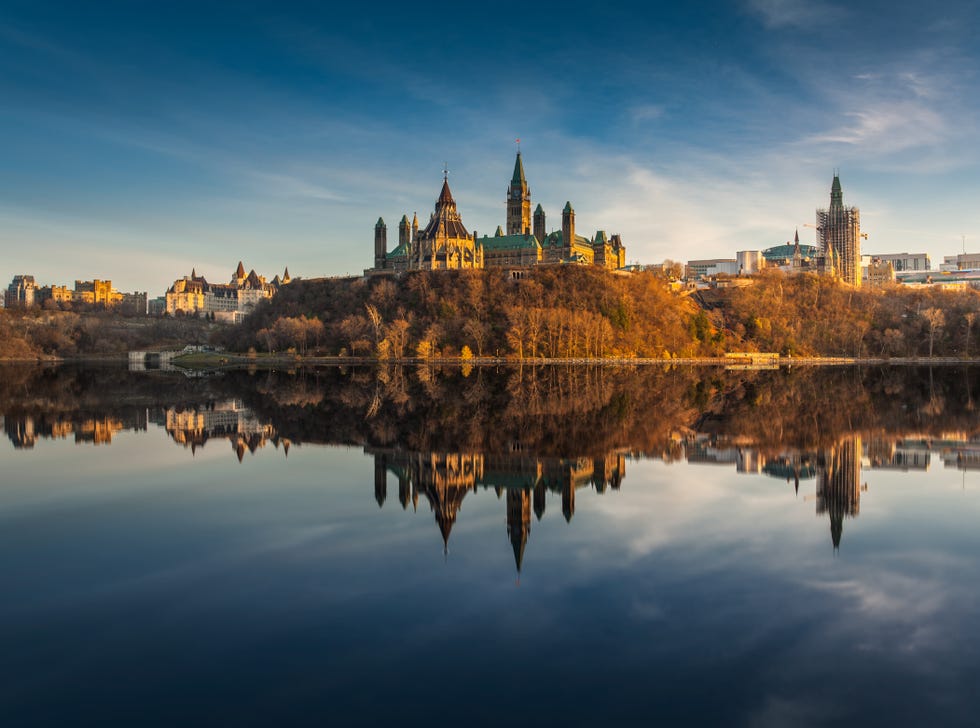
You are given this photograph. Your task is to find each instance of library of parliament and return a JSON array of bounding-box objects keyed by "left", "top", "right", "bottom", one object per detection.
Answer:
[{"left": 368, "top": 152, "right": 626, "bottom": 274}]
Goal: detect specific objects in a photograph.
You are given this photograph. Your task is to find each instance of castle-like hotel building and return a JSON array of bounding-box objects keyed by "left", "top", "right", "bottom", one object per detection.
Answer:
[{"left": 368, "top": 152, "right": 626, "bottom": 275}]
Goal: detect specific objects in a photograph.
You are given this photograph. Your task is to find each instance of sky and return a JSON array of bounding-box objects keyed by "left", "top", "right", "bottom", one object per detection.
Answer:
[{"left": 2, "top": 0, "right": 980, "bottom": 296}]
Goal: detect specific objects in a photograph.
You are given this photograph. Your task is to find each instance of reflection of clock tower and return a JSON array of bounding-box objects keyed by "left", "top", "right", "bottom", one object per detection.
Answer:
[{"left": 506, "top": 151, "right": 531, "bottom": 235}]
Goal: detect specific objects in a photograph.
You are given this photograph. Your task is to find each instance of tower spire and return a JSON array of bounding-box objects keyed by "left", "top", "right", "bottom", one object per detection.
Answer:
[{"left": 507, "top": 148, "right": 531, "bottom": 235}]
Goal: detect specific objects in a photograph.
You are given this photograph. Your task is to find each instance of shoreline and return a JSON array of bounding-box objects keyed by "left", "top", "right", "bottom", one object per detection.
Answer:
[{"left": 3, "top": 353, "right": 979, "bottom": 368}]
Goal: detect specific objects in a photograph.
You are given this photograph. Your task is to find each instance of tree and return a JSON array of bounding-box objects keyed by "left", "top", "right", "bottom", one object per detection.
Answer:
[
  {"left": 964, "top": 312, "right": 976, "bottom": 359},
  {"left": 384, "top": 319, "right": 411, "bottom": 359},
  {"left": 365, "top": 304, "right": 383, "bottom": 347},
  {"left": 463, "top": 319, "right": 489, "bottom": 357},
  {"left": 923, "top": 307, "right": 945, "bottom": 358}
]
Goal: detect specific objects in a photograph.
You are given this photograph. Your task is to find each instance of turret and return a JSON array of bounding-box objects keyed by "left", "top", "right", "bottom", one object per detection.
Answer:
[
  {"left": 398, "top": 214, "right": 411, "bottom": 246},
  {"left": 593, "top": 230, "right": 609, "bottom": 268},
  {"left": 562, "top": 201, "right": 575, "bottom": 257},
  {"left": 533, "top": 204, "right": 545, "bottom": 242},
  {"left": 374, "top": 217, "right": 387, "bottom": 269}
]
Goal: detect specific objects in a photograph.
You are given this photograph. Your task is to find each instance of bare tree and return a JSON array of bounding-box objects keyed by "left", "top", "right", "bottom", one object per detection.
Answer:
[
  {"left": 922, "top": 307, "right": 945, "bottom": 358},
  {"left": 965, "top": 312, "right": 976, "bottom": 359}
]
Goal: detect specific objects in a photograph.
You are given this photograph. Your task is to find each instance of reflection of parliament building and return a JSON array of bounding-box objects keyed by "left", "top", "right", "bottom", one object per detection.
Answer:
[{"left": 370, "top": 449, "right": 626, "bottom": 571}]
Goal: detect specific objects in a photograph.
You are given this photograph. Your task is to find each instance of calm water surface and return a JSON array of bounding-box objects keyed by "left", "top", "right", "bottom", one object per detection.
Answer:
[{"left": 1, "top": 364, "right": 979, "bottom": 726}]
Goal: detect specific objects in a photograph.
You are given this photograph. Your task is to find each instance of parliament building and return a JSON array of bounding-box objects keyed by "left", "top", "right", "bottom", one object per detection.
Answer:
[{"left": 368, "top": 152, "right": 626, "bottom": 275}]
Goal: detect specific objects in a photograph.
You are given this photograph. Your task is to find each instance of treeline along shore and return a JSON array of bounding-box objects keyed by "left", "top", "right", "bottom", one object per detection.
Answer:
[
  {"left": 222, "top": 267, "right": 980, "bottom": 361},
  {"left": 4, "top": 267, "right": 980, "bottom": 361}
]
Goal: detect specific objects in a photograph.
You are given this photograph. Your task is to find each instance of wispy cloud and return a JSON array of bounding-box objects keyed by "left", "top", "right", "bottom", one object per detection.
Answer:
[
  {"left": 628, "top": 104, "right": 666, "bottom": 124},
  {"left": 744, "top": 0, "right": 844, "bottom": 28},
  {"left": 803, "top": 103, "right": 947, "bottom": 154}
]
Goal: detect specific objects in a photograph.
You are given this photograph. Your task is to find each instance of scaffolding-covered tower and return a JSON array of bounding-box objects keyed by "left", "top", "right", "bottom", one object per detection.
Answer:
[{"left": 816, "top": 173, "right": 861, "bottom": 286}]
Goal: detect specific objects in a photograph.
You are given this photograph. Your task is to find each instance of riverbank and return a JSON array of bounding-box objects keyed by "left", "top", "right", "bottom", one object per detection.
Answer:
[
  {"left": 4, "top": 352, "right": 980, "bottom": 368},
  {"left": 162, "top": 352, "right": 980, "bottom": 370}
]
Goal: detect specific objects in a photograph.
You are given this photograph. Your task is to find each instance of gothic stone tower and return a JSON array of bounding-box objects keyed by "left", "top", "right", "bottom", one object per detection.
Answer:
[
  {"left": 533, "top": 203, "right": 546, "bottom": 243},
  {"left": 816, "top": 174, "right": 861, "bottom": 286},
  {"left": 507, "top": 152, "right": 531, "bottom": 235},
  {"left": 398, "top": 214, "right": 411, "bottom": 247},
  {"left": 562, "top": 201, "right": 575, "bottom": 258},
  {"left": 374, "top": 217, "right": 387, "bottom": 269}
]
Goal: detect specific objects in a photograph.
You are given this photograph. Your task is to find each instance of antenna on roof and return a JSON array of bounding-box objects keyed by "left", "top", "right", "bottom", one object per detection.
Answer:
[
  {"left": 515, "top": 137, "right": 521, "bottom": 153},
  {"left": 443, "top": 162, "right": 448, "bottom": 180}
]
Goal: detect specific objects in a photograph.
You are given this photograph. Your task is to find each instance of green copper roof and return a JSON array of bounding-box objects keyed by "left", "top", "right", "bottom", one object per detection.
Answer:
[
  {"left": 376, "top": 217, "right": 385, "bottom": 228},
  {"left": 542, "top": 231, "right": 592, "bottom": 248},
  {"left": 594, "top": 230, "right": 608, "bottom": 245},
  {"left": 511, "top": 152, "right": 526, "bottom": 186},
  {"left": 763, "top": 243, "right": 818, "bottom": 261},
  {"left": 830, "top": 174, "right": 843, "bottom": 208},
  {"left": 534, "top": 203, "right": 544, "bottom": 214},
  {"left": 563, "top": 201, "right": 573, "bottom": 213},
  {"left": 477, "top": 233, "right": 541, "bottom": 251},
  {"left": 400, "top": 214, "right": 409, "bottom": 224},
  {"left": 388, "top": 243, "right": 409, "bottom": 257}
]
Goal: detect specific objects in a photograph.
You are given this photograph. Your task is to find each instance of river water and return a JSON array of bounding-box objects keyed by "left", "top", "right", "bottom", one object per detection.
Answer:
[{"left": 1, "top": 363, "right": 979, "bottom": 726}]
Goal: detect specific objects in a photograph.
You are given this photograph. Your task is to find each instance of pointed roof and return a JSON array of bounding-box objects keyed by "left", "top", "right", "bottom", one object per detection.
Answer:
[
  {"left": 399, "top": 214, "right": 409, "bottom": 225},
  {"left": 830, "top": 174, "right": 843, "bottom": 208},
  {"left": 235, "top": 261, "right": 246, "bottom": 278},
  {"left": 534, "top": 203, "right": 544, "bottom": 214},
  {"left": 375, "top": 216, "right": 385, "bottom": 228},
  {"left": 495, "top": 225, "right": 504, "bottom": 237},
  {"left": 438, "top": 177, "right": 454, "bottom": 205},
  {"left": 419, "top": 176, "right": 469, "bottom": 240},
  {"left": 511, "top": 151, "right": 527, "bottom": 186},
  {"left": 563, "top": 201, "right": 574, "bottom": 213},
  {"left": 511, "top": 530, "right": 527, "bottom": 572}
]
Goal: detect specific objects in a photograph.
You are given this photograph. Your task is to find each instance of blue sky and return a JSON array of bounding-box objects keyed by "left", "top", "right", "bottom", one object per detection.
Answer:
[{"left": 1, "top": 0, "right": 979, "bottom": 295}]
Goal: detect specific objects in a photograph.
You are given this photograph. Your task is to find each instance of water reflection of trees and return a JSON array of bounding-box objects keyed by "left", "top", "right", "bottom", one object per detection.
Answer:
[
  {"left": 4, "top": 364, "right": 980, "bottom": 455},
  {"left": 5, "top": 363, "right": 980, "bottom": 558}
]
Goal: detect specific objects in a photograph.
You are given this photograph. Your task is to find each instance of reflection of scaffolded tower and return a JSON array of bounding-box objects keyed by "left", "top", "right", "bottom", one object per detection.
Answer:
[
  {"left": 506, "top": 489, "right": 531, "bottom": 573},
  {"left": 816, "top": 435, "right": 862, "bottom": 549}
]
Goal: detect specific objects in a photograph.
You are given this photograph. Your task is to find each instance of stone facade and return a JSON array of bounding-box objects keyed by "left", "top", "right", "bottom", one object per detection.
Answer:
[
  {"left": 165, "top": 262, "right": 287, "bottom": 322},
  {"left": 369, "top": 152, "right": 626, "bottom": 275}
]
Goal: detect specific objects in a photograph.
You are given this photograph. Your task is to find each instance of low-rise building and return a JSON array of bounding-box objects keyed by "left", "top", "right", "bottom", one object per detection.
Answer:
[
  {"left": 865, "top": 259, "right": 896, "bottom": 287},
  {"left": 686, "top": 258, "right": 739, "bottom": 279},
  {"left": 873, "top": 252, "right": 930, "bottom": 272},
  {"left": 736, "top": 250, "right": 763, "bottom": 275},
  {"left": 941, "top": 253, "right": 980, "bottom": 271},
  {"left": 5, "top": 275, "right": 37, "bottom": 307}
]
